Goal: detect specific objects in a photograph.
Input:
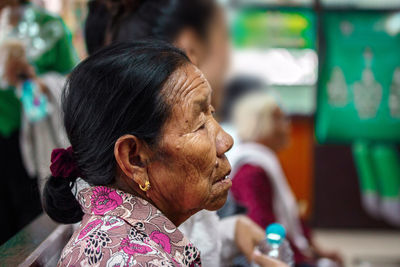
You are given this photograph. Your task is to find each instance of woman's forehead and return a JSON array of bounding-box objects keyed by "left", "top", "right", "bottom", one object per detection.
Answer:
[{"left": 163, "top": 64, "right": 211, "bottom": 105}]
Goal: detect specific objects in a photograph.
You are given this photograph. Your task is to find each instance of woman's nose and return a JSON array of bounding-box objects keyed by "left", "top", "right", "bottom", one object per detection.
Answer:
[{"left": 216, "top": 127, "right": 234, "bottom": 157}]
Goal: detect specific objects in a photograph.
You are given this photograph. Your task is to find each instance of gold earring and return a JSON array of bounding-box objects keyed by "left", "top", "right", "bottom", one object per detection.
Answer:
[{"left": 139, "top": 180, "right": 151, "bottom": 192}]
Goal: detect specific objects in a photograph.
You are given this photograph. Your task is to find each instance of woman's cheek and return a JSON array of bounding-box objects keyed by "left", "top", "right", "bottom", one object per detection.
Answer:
[
  {"left": 180, "top": 179, "right": 210, "bottom": 209},
  {"left": 181, "top": 133, "right": 216, "bottom": 171},
  {"left": 161, "top": 133, "right": 214, "bottom": 183},
  {"left": 175, "top": 134, "right": 216, "bottom": 206}
]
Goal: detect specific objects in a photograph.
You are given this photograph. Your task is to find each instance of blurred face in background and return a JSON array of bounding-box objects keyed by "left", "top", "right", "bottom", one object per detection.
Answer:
[
  {"left": 176, "top": 4, "right": 230, "bottom": 112},
  {"left": 0, "top": 0, "right": 18, "bottom": 10},
  {"left": 262, "top": 106, "right": 291, "bottom": 152},
  {"left": 88, "top": 0, "right": 230, "bottom": 113},
  {"left": 196, "top": 6, "right": 230, "bottom": 111},
  {"left": 234, "top": 92, "right": 291, "bottom": 152},
  {"left": 0, "top": 0, "right": 25, "bottom": 26}
]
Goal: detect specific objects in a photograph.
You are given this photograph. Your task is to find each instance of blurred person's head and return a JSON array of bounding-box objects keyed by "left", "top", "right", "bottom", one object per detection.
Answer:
[
  {"left": 233, "top": 91, "right": 290, "bottom": 152},
  {"left": 219, "top": 76, "right": 264, "bottom": 122},
  {"left": 0, "top": 0, "right": 29, "bottom": 25},
  {"left": 43, "top": 41, "right": 233, "bottom": 225},
  {"left": 0, "top": 39, "right": 33, "bottom": 86},
  {"left": 84, "top": 0, "right": 110, "bottom": 56},
  {"left": 0, "top": 0, "right": 26, "bottom": 9},
  {"left": 85, "top": 0, "right": 230, "bottom": 110}
]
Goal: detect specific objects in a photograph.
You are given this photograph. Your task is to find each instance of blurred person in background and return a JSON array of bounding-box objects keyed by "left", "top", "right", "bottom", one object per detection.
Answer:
[
  {"left": 217, "top": 76, "right": 265, "bottom": 221},
  {"left": 83, "top": 0, "right": 273, "bottom": 266},
  {"left": 85, "top": 0, "right": 228, "bottom": 112},
  {"left": 230, "top": 91, "right": 342, "bottom": 267},
  {"left": 0, "top": 0, "right": 77, "bottom": 244}
]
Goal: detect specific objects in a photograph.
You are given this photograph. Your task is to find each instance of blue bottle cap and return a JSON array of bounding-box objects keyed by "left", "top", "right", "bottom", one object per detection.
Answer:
[{"left": 266, "top": 223, "right": 286, "bottom": 245}]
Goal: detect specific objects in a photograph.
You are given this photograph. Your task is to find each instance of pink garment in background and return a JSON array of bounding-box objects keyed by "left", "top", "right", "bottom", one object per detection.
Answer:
[{"left": 231, "top": 164, "right": 312, "bottom": 264}]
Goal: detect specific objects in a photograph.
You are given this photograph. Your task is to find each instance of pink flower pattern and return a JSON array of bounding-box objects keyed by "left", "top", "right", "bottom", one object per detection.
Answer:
[
  {"left": 150, "top": 231, "right": 172, "bottom": 254},
  {"left": 120, "top": 237, "right": 153, "bottom": 255},
  {"left": 58, "top": 186, "right": 201, "bottom": 267},
  {"left": 77, "top": 219, "right": 102, "bottom": 240},
  {"left": 90, "top": 186, "right": 123, "bottom": 215}
]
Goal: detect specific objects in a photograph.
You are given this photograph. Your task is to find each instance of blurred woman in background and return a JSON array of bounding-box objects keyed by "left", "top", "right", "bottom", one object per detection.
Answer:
[
  {"left": 230, "top": 91, "right": 342, "bottom": 267},
  {"left": 85, "top": 0, "right": 228, "bottom": 112}
]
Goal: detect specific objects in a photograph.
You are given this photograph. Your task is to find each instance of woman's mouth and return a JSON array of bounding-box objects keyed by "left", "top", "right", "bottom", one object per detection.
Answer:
[{"left": 213, "top": 169, "right": 231, "bottom": 184}]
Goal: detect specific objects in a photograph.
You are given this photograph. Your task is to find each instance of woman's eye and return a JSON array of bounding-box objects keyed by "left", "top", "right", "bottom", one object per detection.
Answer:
[
  {"left": 197, "top": 123, "right": 206, "bottom": 131},
  {"left": 210, "top": 106, "right": 217, "bottom": 118},
  {"left": 211, "top": 109, "right": 216, "bottom": 115},
  {"left": 210, "top": 105, "right": 216, "bottom": 114}
]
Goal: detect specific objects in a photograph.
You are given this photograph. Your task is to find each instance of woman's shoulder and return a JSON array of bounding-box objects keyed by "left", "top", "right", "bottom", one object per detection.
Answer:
[
  {"left": 57, "top": 186, "right": 202, "bottom": 266},
  {"left": 58, "top": 213, "right": 201, "bottom": 267},
  {"left": 57, "top": 215, "right": 176, "bottom": 266}
]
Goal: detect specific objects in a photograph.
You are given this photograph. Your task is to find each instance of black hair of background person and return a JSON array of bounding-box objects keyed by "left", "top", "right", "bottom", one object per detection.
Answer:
[
  {"left": 42, "top": 41, "right": 190, "bottom": 224},
  {"left": 84, "top": 0, "right": 110, "bottom": 55},
  {"left": 219, "top": 76, "right": 264, "bottom": 122},
  {"left": 84, "top": 0, "right": 216, "bottom": 55}
]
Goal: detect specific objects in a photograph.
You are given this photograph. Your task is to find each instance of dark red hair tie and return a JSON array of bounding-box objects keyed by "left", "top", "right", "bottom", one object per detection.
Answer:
[{"left": 50, "top": 147, "right": 81, "bottom": 178}]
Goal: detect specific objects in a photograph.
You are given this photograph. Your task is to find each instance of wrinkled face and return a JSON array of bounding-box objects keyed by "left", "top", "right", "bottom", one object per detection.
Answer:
[
  {"left": 198, "top": 5, "right": 230, "bottom": 110},
  {"left": 146, "top": 64, "right": 233, "bottom": 218}
]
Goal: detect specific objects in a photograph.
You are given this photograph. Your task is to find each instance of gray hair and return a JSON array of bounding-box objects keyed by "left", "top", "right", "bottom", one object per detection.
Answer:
[{"left": 233, "top": 91, "right": 279, "bottom": 142}]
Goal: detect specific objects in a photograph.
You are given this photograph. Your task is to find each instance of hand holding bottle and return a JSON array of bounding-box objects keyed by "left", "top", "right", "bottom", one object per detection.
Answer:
[
  {"left": 252, "top": 250, "right": 290, "bottom": 267},
  {"left": 252, "top": 223, "right": 294, "bottom": 267}
]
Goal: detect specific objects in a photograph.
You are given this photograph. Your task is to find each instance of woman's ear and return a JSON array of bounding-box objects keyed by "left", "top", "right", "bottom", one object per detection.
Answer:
[
  {"left": 174, "top": 27, "right": 205, "bottom": 66},
  {"left": 114, "top": 135, "right": 150, "bottom": 187}
]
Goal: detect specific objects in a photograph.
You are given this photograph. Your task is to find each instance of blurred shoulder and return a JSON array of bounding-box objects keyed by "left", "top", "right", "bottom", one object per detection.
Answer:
[{"left": 235, "top": 163, "right": 268, "bottom": 179}]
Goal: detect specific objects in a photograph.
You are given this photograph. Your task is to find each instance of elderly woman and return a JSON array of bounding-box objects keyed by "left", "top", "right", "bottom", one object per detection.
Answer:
[
  {"left": 84, "top": 1, "right": 269, "bottom": 266},
  {"left": 43, "top": 42, "right": 285, "bottom": 267},
  {"left": 230, "top": 92, "right": 342, "bottom": 267}
]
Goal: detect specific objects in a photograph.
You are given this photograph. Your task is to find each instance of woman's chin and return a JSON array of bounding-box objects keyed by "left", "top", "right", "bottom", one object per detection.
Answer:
[{"left": 205, "top": 178, "right": 232, "bottom": 211}]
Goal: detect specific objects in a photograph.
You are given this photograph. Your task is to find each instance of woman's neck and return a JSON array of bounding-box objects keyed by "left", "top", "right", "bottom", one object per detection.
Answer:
[{"left": 112, "top": 175, "right": 192, "bottom": 227}]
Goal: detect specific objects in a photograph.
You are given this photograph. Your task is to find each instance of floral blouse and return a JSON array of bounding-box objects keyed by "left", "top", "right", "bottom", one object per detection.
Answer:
[{"left": 58, "top": 186, "right": 202, "bottom": 267}]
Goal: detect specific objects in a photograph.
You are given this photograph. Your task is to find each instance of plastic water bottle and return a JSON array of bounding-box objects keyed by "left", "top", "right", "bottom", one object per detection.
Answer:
[{"left": 252, "top": 223, "right": 294, "bottom": 267}]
